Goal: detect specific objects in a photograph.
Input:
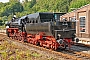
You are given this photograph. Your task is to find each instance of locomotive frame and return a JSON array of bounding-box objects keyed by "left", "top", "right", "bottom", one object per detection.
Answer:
[{"left": 6, "top": 12, "right": 78, "bottom": 50}]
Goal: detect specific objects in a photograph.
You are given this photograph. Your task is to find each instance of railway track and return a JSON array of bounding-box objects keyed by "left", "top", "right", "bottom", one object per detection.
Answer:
[
  {"left": 61, "top": 50, "right": 90, "bottom": 60},
  {"left": 74, "top": 43, "right": 90, "bottom": 48},
  {"left": 0, "top": 33, "right": 90, "bottom": 60},
  {"left": 71, "top": 45, "right": 90, "bottom": 52}
]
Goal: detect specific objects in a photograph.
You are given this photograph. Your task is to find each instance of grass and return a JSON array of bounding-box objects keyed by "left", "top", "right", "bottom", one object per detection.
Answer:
[
  {"left": 0, "top": 39, "right": 56, "bottom": 60},
  {"left": 0, "top": 25, "right": 5, "bottom": 29},
  {"left": 9, "top": 56, "right": 14, "bottom": 60},
  {"left": 1, "top": 51, "right": 8, "bottom": 60},
  {"left": 31, "top": 52, "right": 41, "bottom": 57},
  {"left": 0, "top": 45, "right": 4, "bottom": 50}
]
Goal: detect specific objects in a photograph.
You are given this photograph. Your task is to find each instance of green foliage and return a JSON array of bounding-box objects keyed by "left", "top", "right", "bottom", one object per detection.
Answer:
[
  {"left": 69, "top": 0, "right": 90, "bottom": 11},
  {"left": 1, "top": 51, "right": 8, "bottom": 59},
  {"left": 9, "top": 56, "right": 15, "bottom": 60},
  {"left": 31, "top": 52, "right": 41, "bottom": 57},
  {"left": 0, "top": 0, "right": 89, "bottom": 26},
  {"left": 0, "top": 46, "right": 3, "bottom": 50},
  {"left": 0, "top": 2, "right": 23, "bottom": 17},
  {"left": 30, "top": 0, "right": 72, "bottom": 13},
  {"left": 9, "top": 0, "right": 20, "bottom": 2}
]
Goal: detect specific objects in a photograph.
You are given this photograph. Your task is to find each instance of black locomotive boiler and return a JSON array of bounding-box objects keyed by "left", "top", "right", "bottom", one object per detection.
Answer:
[{"left": 6, "top": 12, "right": 78, "bottom": 50}]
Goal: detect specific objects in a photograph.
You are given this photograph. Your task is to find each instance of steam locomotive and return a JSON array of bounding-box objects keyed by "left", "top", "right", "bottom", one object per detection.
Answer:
[{"left": 6, "top": 12, "right": 78, "bottom": 50}]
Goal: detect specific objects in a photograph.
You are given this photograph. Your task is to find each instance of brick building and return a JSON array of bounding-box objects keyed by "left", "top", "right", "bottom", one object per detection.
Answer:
[{"left": 60, "top": 4, "right": 90, "bottom": 44}]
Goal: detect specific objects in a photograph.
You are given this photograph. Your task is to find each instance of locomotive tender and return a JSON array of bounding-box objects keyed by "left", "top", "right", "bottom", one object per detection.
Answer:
[{"left": 6, "top": 12, "right": 77, "bottom": 50}]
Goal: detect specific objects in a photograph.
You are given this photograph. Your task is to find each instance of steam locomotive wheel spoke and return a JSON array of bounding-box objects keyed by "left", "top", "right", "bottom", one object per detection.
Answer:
[
  {"left": 21, "top": 37, "right": 24, "bottom": 42},
  {"left": 15, "top": 33, "right": 18, "bottom": 40},
  {"left": 51, "top": 45, "right": 54, "bottom": 50},
  {"left": 61, "top": 44, "right": 66, "bottom": 50},
  {"left": 51, "top": 45, "right": 53, "bottom": 49},
  {"left": 14, "top": 34, "right": 17, "bottom": 40},
  {"left": 15, "top": 36, "right": 17, "bottom": 40},
  {"left": 33, "top": 41, "right": 35, "bottom": 45},
  {"left": 40, "top": 42, "right": 43, "bottom": 47},
  {"left": 34, "top": 41, "right": 37, "bottom": 45},
  {"left": 11, "top": 35, "right": 14, "bottom": 39},
  {"left": 35, "top": 41, "right": 38, "bottom": 46},
  {"left": 17, "top": 36, "right": 19, "bottom": 40},
  {"left": 53, "top": 46, "right": 55, "bottom": 50},
  {"left": 19, "top": 35, "right": 22, "bottom": 41},
  {"left": 29, "top": 40, "right": 32, "bottom": 44}
]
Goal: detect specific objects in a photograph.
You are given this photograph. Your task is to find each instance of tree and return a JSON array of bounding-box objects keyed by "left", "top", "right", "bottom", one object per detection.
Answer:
[
  {"left": 9, "top": 0, "right": 20, "bottom": 2},
  {"left": 69, "top": 0, "right": 89, "bottom": 11},
  {"left": 0, "top": 0, "right": 90, "bottom": 24},
  {"left": 0, "top": 2, "right": 23, "bottom": 17},
  {"left": 2, "top": 16, "right": 8, "bottom": 24}
]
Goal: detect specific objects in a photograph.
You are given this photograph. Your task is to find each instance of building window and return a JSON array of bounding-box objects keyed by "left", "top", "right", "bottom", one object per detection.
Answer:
[{"left": 80, "top": 16, "right": 85, "bottom": 32}]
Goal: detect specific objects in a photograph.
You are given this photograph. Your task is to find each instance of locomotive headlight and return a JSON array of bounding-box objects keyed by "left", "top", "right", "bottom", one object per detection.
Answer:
[{"left": 6, "top": 26, "right": 9, "bottom": 28}]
